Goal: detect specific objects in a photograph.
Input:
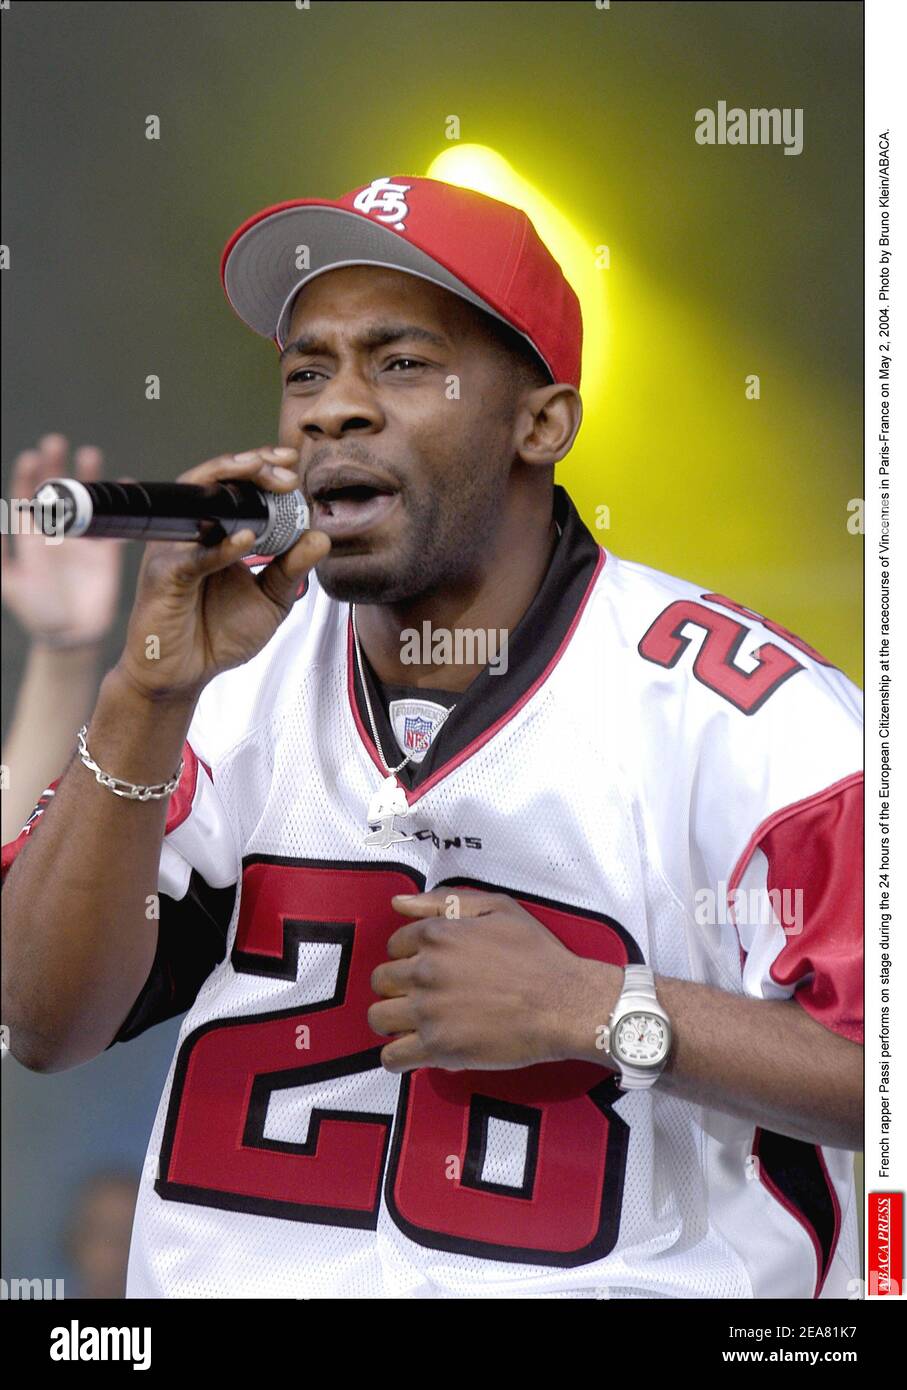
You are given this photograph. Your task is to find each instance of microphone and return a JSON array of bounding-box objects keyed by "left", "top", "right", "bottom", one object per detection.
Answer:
[{"left": 29, "top": 478, "right": 309, "bottom": 557}]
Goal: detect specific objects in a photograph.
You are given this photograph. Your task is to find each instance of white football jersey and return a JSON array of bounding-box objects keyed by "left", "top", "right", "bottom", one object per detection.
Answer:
[{"left": 3, "top": 486, "right": 863, "bottom": 1299}]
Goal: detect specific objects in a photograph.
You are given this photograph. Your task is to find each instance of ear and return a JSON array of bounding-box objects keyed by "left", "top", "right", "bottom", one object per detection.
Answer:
[{"left": 513, "top": 384, "right": 583, "bottom": 467}]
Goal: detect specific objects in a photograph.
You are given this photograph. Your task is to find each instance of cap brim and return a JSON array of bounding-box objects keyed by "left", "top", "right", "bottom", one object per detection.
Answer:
[{"left": 222, "top": 204, "right": 553, "bottom": 376}]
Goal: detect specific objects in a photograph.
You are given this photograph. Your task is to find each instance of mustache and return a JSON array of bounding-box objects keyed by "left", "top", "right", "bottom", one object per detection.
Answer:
[{"left": 305, "top": 441, "right": 402, "bottom": 491}]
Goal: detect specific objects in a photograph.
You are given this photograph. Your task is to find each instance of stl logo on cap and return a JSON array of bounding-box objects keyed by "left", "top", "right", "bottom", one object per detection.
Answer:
[{"left": 352, "top": 176, "right": 413, "bottom": 231}]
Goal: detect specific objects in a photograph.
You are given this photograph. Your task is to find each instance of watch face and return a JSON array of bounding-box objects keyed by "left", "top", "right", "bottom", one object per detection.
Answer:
[{"left": 613, "top": 1012, "right": 670, "bottom": 1067}]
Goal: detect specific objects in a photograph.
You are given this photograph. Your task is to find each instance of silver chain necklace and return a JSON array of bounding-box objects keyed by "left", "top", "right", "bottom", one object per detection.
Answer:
[
  {"left": 351, "top": 603, "right": 418, "bottom": 780},
  {"left": 352, "top": 603, "right": 454, "bottom": 847},
  {"left": 352, "top": 515, "right": 561, "bottom": 847}
]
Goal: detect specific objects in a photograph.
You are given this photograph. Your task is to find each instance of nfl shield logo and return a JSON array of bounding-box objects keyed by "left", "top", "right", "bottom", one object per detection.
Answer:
[{"left": 404, "top": 715, "right": 433, "bottom": 753}]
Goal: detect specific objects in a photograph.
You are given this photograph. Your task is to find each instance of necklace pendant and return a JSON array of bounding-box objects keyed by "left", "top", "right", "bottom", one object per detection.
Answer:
[
  {"left": 364, "top": 813, "right": 414, "bottom": 848},
  {"left": 365, "top": 775, "right": 414, "bottom": 847}
]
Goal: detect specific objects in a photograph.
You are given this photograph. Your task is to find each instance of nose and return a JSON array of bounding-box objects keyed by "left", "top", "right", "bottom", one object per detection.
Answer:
[{"left": 295, "top": 366, "right": 385, "bottom": 442}]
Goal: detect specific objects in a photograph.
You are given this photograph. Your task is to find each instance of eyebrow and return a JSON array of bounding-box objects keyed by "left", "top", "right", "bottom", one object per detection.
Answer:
[{"left": 278, "top": 323, "right": 450, "bottom": 365}]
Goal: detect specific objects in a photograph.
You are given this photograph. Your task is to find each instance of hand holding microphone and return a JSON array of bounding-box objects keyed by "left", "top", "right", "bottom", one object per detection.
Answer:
[{"left": 62, "top": 445, "right": 331, "bottom": 707}]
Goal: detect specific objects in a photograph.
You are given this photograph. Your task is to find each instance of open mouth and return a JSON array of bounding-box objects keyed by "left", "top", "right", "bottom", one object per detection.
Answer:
[{"left": 310, "top": 483, "right": 401, "bottom": 539}]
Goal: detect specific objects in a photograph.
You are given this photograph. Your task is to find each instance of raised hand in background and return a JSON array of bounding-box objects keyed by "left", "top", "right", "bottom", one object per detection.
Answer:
[{"left": 2, "top": 435, "right": 125, "bottom": 842}]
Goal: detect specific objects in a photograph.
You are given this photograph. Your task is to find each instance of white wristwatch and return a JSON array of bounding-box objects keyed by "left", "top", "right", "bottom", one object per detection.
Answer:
[{"left": 601, "top": 964, "right": 672, "bottom": 1090}]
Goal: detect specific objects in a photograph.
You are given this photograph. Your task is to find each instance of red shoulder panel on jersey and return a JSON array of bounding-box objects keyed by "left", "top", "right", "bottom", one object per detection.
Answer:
[
  {"left": 164, "top": 741, "right": 208, "bottom": 835},
  {"left": 1, "top": 779, "right": 63, "bottom": 886},
  {"left": 728, "top": 772, "right": 863, "bottom": 1043},
  {"left": 1, "top": 739, "right": 209, "bottom": 885}
]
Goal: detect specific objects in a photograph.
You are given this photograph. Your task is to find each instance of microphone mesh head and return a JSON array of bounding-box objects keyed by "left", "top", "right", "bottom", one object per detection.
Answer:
[{"left": 258, "top": 489, "right": 309, "bottom": 555}]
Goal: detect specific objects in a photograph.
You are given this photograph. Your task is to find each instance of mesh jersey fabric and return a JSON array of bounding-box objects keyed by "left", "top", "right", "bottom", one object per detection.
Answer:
[{"left": 1, "top": 486, "right": 863, "bottom": 1299}]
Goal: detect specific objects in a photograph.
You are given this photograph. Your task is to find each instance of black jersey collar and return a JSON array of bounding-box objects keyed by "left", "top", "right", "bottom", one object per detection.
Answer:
[{"left": 346, "top": 484, "right": 604, "bottom": 805}]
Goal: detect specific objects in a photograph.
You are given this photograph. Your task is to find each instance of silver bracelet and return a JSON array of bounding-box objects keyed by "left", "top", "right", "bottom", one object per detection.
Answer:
[{"left": 76, "top": 725, "right": 184, "bottom": 801}]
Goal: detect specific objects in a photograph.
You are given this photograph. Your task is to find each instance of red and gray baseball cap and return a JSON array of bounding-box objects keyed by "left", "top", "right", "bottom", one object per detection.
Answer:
[{"left": 220, "top": 174, "right": 583, "bottom": 388}]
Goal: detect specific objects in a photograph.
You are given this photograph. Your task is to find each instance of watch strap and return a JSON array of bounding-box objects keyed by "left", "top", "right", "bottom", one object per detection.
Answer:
[{"left": 622, "top": 964, "right": 657, "bottom": 1000}]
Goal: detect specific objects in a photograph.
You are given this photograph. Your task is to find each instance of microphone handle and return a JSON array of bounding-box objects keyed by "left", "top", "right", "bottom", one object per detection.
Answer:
[{"left": 61, "top": 480, "right": 273, "bottom": 543}]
